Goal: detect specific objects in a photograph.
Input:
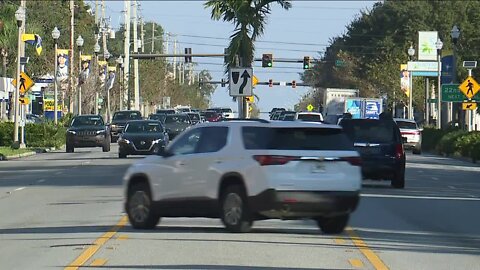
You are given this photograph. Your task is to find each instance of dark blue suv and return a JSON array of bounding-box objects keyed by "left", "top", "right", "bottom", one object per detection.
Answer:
[{"left": 340, "top": 115, "right": 406, "bottom": 188}]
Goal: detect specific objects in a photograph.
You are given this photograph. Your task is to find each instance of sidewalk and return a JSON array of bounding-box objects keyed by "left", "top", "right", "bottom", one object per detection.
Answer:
[{"left": 0, "top": 146, "right": 61, "bottom": 161}]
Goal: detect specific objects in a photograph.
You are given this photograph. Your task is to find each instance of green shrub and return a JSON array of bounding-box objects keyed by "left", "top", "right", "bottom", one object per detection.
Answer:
[
  {"left": 471, "top": 140, "right": 480, "bottom": 162},
  {"left": 454, "top": 132, "right": 480, "bottom": 158},
  {"left": 0, "top": 122, "right": 14, "bottom": 147},
  {"left": 25, "top": 122, "right": 66, "bottom": 148},
  {"left": 421, "top": 127, "right": 447, "bottom": 152},
  {"left": 436, "top": 130, "right": 468, "bottom": 156}
]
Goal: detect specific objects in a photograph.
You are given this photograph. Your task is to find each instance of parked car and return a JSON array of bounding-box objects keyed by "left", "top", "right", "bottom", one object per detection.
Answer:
[
  {"left": 163, "top": 114, "right": 192, "bottom": 139},
  {"left": 340, "top": 114, "right": 406, "bottom": 188},
  {"left": 123, "top": 120, "right": 361, "bottom": 233},
  {"left": 394, "top": 118, "right": 422, "bottom": 154},
  {"left": 110, "top": 110, "right": 142, "bottom": 142},
  {"left": 148, "top": 113, "right": 167, "bottom": 123},
  {"left": 66, "top": 115, "right": 110, "bottom": 153},
  {"left": 156, "top": 109, "right": 176, "bottom": 115},
  {"left": 203, "top": 111, "right": 223, "bottom": 122},
  {"left": 296, "top": 112, "right": 324, "bottom": 122},
  {"left": 26, "top": 114, "right": 43, "bottom": 124},
  {"left": 187, "top": 112, "right": 202, "bottom": 125},
  {"left": 118, "top": 120, "right": 169, "bottom": 158}
]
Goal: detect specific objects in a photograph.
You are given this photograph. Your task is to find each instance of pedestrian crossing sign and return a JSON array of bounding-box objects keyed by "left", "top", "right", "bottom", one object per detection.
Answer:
[
  {"left": 459, "top": 76, "right": 480, "bottom": 100},
  {"left": 11, "top": 72, "right": 35, "bottom": 94}
]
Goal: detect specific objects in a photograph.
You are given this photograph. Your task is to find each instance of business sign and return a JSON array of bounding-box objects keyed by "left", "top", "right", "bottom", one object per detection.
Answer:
[
  {"left": 407, "top": 61, "right": 439, "bottom": 72},
  {"left": 364, "top": 99, "right": 382, "bottom": 119},
  {"left": 345, "top": 98, "right": 362, "bottom": 119},
  {"left": 418, "top": 31, "right": 438, "bottom": 61},
  {"left": 43, "top": 99, "right": 63, "bottom": 111}
]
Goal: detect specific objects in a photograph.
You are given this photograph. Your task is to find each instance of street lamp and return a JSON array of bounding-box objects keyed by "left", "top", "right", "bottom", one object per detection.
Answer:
[
  {"left": 407, "top": 45, "right": 415, "bottom": 120},
  {"left": 76, "top": 35, "right": 84, "bottom": 115},
  {"left": 451, "top": 25, "right": 461, "bottom": 125},
  {"left": 104, "top": 52, "right": 111, "bottom": 122},
  {"left": 93, "top": 42, "right": 100, "bottom": 115},
  {"left": 435, "top": 38, "right": 443, "bottom": 129},
  {"left": 13, "top": 7, "right": 25, "bottom": 147},
  {"left": 52, "top": 26, "right": 60, "bottom": 125},
  {"left": 116, "top": 56, "right": 124, "bottom": 110}
]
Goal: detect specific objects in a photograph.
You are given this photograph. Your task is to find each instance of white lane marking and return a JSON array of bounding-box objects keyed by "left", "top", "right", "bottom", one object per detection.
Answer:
[
  {"left": 407, "top": 162, "right": 480, "bottom": 172},
  {"left": 362, "top": 193, "right": 480, "bottom": 201},
  {"left": 14, "top": 187, "right": 26, "bottom": 191},
  {"left": 37, "top": 179, "right": 46, "bottom": 183},
  {"left": 448, "top": 185, "right": 456, "bottom": 190},
  {"left": 54, "top": 171, "right": 62, "bottom": 175},
  {"left": 431, "top": 177, "right": 439, "bottom": 180}
]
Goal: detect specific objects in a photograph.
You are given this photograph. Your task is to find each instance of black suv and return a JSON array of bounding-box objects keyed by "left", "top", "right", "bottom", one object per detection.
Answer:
[
  {"left": 66, "top": 115, "right": 110, "bottom": 153},
  {"left": 110, "top": 110, "right": 142, "bottom": 142},
  {"left": 340, "top": 115, "right": 406, "bottom": 188}
]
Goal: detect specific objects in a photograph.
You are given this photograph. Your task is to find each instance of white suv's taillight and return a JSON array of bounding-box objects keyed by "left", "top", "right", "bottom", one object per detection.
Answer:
[{"left": 253, "top": 155, "right": 296, "bottom": 166}]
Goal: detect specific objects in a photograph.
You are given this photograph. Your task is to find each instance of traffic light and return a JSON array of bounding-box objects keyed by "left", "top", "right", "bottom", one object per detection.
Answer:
[
  {"left": 262, "top": 53, "right": 273, "bottom": 68},
  {"left": 185, "top": 48, "right": 192, "bottom": 63},
  {"left": 303, "top": 56, "right": 311, "bottom": 69},
  {"left": 269, "top": 79, "right": 273, "bottom": 87},
  {"left": 221, "top": 78, "right": 226, "bottom": 87},
  {"left": 246, "top": 96, "right": 254, "bottom": 103},
  {"left": 292, "top": 80, "right": 296, "bottom": 88},
  {"left": 224, "top": 48, "right": 229, "bottom": 65}
]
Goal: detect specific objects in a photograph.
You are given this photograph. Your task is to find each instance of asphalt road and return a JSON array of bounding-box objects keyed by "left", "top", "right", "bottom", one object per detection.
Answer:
[{"left": 0, "top": 146, "right": 479, "bottom": 270}]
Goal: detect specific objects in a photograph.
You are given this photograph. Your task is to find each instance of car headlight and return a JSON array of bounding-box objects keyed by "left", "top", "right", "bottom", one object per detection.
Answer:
[
  {"left": 152, "top": 138, "right": 164, "bottom": 144},
  {"left": 118, "top": 138, "right": 131, "bottom": 144},
  {"left": 67, "top": 130, "right": 76, "bottom": 135},
  {"left": 111, "top": 124, "right": 117, "bottom": 128},
  {"left": 96, "top": 130, "right": 106, "bottom": 134}
]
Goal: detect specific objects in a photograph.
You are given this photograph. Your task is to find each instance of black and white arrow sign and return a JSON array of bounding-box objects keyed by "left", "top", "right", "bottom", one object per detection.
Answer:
[{"left": 229, "top": 68, "right": 253, "bottom": 97}]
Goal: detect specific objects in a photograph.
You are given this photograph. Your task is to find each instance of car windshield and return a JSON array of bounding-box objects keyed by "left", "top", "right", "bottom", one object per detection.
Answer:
[
  {"left": 341, "top": 119, "right": 396, "bottom": 143},
  {"left": 149, "top": 114, "right": 166, "bottom": 122},
  {"left": 187, "top": 113, "right": 200, "bottom": 120},
  {"left": 298, "top": 114, "right": 322, "bottom": 122},
  {"left": 164, "top": 115, "right": 190, "bottom": 124},
  {"left": 71, "top": 116, "right": 104, "bottom": 127},
  {"left": 125, "top": 122, "right": 163, "bottom": 133},
  {"left": 242, "top": 127, "right": 354, "bottom": 150},
  {"left": 396, "top": 121, "right": 417, "bottom": 130},
  {"left": 221, "top": 108, "right": 232, "bottom": 113},
  {"left": 113, "top": 111, "right": 142, "bottom": 121}
]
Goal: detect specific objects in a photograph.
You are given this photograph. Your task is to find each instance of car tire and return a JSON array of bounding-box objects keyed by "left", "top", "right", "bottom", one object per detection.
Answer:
[
  {"left": 391, "top": 171, "right": 405, "bottom": 189},
  {"left": 316, "top": 214, "right": 350, "bottom": 234},
  {"left": 66, "top": 144, "right": 74, "bottom": 153},
  {"left": 102, "top": 138, "right": 111, "bottom": 152},
  {"left": 220, "top": 185, "right": 253, "bottom": 233},
  {"left": 412, "top": 146, "right": 422, "bottom": 155},
  {"left": 119, "top": 151, "right": 127, "bottom": 158},
  {"left": 111, "top": 136, "right": 118, "bottom": 143},
  {"left": 127, "top": 182, "right": 160, "bottom": 229},
  {"left": 316, "top": 214, "right": 349, "bottom": 234}
]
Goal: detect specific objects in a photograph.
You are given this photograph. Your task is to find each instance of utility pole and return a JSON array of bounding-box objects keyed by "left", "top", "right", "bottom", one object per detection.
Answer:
[
  {"left": 123, "top": 0, "right": 131, "bottom": 110},
  {"left": 133, "top": 0, "right": 140, "bottom": 111},
  {"left": 95, "top": 0, "right": 99, "bottom": 25},
  {"left": 151, "top": 22, "right": 155, "bottom": 53},
  {"left": 140, "top": 17, "right": 145, "bottom": 53},
  {"left": 69, "top": 0, "right": 75, "bottom": 114},
  {"left": 101, "top": 0, "right": 111, "bottom": 121},
  {"left": 173, "top": 36, "right": 177, "bottom": 80}
]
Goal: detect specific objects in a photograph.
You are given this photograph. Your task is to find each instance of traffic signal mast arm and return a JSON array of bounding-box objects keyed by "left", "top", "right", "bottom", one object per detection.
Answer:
[{"left": 199, "top": 80, "right": 312, "bottom": 87}]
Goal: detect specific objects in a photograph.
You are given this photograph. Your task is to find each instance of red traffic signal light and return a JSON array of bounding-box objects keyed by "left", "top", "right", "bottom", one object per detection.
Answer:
[
  {"left": 262, "top": 54, "right": 273, "bottom": 68},
  {"left": 269, "top": 79, "right": 273, "bottom": 87},
  {"left": 292, "top": 80, "right": 296, "bottom": 88}
]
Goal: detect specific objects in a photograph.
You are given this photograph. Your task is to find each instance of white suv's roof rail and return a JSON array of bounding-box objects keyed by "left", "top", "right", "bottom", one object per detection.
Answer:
[{"left": 221, "top": 118, "right": 270, "bottom": 124}]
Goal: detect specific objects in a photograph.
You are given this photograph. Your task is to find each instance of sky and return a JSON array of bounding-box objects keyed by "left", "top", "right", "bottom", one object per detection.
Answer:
[{"left": 99, "top": 0, "right": 377, "bottom": 113}]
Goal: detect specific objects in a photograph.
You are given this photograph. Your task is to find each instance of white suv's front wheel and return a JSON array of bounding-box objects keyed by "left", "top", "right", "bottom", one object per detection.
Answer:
[
  {"left": 127, "top": 182, "right": 160, "bottom": 229},
  {"left": 221, "top": 185, "right": 253, "bottom": 233}
]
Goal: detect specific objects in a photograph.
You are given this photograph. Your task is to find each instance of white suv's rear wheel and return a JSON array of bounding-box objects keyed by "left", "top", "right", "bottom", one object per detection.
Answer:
[
  {"left": 316, "top": 214, "right": 349, "bottom": 234},
  {"left": 221, "top": 185, "right": 252, "bottom": 233},
  {"left": 127, "top": 182, "right": 160, "bottom": 229}
]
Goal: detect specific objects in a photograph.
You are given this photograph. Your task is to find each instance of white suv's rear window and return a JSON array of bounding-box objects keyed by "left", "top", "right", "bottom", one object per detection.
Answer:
[{"left": 242, "top": 127, "right": 354, "bottom": 150}]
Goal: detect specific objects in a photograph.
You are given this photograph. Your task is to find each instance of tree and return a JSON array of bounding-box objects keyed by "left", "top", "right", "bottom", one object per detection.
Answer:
[{"left": 205, "top": 0, "right": 291, "bottom": 116}]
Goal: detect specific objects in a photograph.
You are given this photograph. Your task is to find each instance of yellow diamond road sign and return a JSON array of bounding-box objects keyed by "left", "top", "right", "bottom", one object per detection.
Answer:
[
  {"left": 462, "top": 102, "right": 477, "bottom": 110},
  {"left": 307, "top": 104, "right": 314, "bottom": 112},
  {"left": 12, "top": 72, "right": 35, "bottom": 94},
  {"left": 252, "top": 75, "right": 258, "bottom": 87},
  {"left": 459, "top": 76, "right": 480, "bottom": 100}
]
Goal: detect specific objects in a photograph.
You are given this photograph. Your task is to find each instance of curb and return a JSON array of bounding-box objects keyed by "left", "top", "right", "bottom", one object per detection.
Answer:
[{"left": 0, "top": 145, "right": 63, "bottom": 161}]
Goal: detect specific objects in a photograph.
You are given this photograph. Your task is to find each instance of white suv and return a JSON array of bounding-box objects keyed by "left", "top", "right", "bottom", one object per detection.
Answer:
[{"left": 123, "top": 120, "right": 362, "bottom": 233}]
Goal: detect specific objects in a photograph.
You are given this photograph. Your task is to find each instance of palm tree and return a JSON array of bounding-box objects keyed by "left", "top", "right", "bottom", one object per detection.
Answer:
[
  {"left": 204, "top": 0, "right": 291, "bottom": 116},
  {"left": 205, "top": 0, "right": 291, "bottom": 68}
]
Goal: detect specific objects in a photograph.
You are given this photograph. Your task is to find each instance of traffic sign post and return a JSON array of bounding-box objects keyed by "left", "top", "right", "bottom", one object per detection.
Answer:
[
  {"left": 19, "top": 97, "right": 30, "bottom": 105},
  {"left": 11, "top": 72, "right": 35, "bottom": 94},
  {"left": 459, "top": 76, "right": 480, "bottom": 100},
  {"left": 307, "top": 104, "right": 314, "bottom": 112},
  {"left": 462, "top": 102, "right": 477, "bottom": 110},
  {"left": 229, "top": 68, "right": 253, "bottom": 97}
]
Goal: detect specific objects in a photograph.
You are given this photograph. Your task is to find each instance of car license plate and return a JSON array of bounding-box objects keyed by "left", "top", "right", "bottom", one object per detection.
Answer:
[
  {"left": 311, "top": 162, "right": 326, "bottom": 173},
  {"left": 358, "top": 147, "right": 380, "bottom": 155}
]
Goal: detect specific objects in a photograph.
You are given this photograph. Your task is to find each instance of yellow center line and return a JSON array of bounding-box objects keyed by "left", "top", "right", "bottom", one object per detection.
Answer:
[
  {"left": 346, "top": 227, "right": 389, "bottom": 270},
  {"left": 349, "top": 258, "right": 364, "bottom": 268},
  {"left": 64, "top": 216, "right": 128, "bottom": 270},
  {"left": 89, "top": 258, "right": 108, "bottom": 266}
]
